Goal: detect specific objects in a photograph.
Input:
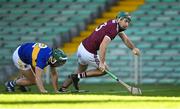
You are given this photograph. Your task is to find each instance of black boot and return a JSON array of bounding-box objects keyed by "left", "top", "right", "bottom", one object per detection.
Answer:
[{"left": 69, "top": 74, "right": 80, "bottom": 91}]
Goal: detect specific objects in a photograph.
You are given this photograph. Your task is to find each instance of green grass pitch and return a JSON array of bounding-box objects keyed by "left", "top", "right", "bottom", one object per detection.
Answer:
[{"left": 0, "top": 83, "right": 180, "bottom": 109}]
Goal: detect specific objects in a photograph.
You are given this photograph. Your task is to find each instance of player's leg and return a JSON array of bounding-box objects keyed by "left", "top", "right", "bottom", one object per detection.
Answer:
[
  {"left": 5, "top": 69, "right": 35, "bottom": 92},
  {"left": 70, "top": 66, "right": 109, "bottom": 91},
  {"left": 72, "top": 54, "right": 108, "bottom": 78},
  {"left": 15, "top": 69, "right": 36, "bottom": 86},
  {"left": 59, "top": 63, "right": 88, "bottom": 92},
  {"left": 17, "top": 71, "right": 32, "bottom": 92},
  {"left": 70, "top": 61, "right": 110, "bottom": 91},
  {"left": 59, "top": 43, "right": 88, "bottom": 92},
  {"left": 5, "top": 46, "right": 34, "bottom": 92},
  {"left": 5, "top": 46, "right": 21, "bottom": 92},
  {"left": 67, "top": 63, "right": 88, "bottom": 90},
  {"left": 69, "top": 43, "right": 109, "bottom": 90},
  {"left": 16, "top": 72, "right": 31, "bottom": 92},
  {"left": 63, "top": 62, "right": 108, "bottom": 91}
]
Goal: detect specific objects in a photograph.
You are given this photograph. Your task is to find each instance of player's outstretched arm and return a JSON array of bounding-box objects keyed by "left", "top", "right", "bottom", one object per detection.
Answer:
[
  {"left": 50, "top": 67, "right": 59, "bottom": 93},
  {"left": 35, "top": 67, "right": 48, "bottom": 93},
  {"left": 99, "top": 35, "right": 111, "bottom": 72},
  {"left": 118, "top": 32, "right": 140, "bottom": 56}
]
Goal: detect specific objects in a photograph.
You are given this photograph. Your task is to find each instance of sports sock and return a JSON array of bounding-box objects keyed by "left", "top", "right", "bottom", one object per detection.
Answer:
[
  {"left": 77, "top": 72, "right": 87, "bottom": 78},
  {"left": 9, "top": 80, "right": 16, "bottom": 87}
]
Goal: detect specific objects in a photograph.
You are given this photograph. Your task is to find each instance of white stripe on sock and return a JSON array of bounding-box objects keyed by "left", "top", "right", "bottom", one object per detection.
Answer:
[{"left": 9, "top": 82, "right": 14, "bottom": 87}]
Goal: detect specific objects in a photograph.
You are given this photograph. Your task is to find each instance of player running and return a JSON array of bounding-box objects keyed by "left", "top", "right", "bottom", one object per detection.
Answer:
[
  {"left": 5, "top": 42, "right": 67, "bottom": 93},
  {"left": 59, "top": 12, "right": 140, "bottom": 92}
]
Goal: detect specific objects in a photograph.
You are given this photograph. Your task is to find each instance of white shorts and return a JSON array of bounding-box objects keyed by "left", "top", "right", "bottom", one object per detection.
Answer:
[
  {"left": 77, "top": 43, "right": 100, "bottom": 68},
  {"left": 12, "top": 46, "right": 31, "bottom": 70}
]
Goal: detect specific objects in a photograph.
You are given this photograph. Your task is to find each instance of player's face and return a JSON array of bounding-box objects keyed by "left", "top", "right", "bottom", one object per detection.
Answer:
[
  {"left": 119, "top": 18, "right": 130, "bottom": 29},
  {"left": 48, "top": 57, "right": 66, "bottom": 67}
]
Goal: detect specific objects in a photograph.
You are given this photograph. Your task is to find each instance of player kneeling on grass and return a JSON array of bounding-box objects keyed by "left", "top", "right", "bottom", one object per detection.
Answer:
[
  {"left": 5, "top": 42, "right": 67, "bottom": 93},
  {"left": 59, "top": 12, "right": 140, "bottom": 92}
]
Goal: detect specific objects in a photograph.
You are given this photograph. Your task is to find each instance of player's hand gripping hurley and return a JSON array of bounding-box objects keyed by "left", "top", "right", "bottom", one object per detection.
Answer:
[{"left": 105, "top": 70, "right": 142, "bottom": 95}]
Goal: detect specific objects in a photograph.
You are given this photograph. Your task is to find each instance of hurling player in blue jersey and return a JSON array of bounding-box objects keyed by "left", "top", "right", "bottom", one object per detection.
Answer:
[{"left": 5, "top": 42, "right": 67, "bottom": 93}]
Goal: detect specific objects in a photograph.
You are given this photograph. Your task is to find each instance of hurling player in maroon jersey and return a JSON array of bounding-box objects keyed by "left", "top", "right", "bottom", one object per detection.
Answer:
[{"left": 59, "top": 12, "right": 140, "bottom": 92}]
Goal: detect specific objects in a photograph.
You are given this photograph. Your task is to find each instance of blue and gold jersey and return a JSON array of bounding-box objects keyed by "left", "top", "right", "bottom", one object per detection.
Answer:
[{"left": 18, "top": 42, "right": 52, "bottom": 69}]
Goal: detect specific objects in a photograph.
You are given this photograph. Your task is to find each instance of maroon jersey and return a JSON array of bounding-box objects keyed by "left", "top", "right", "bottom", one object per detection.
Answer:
[{"left": 82, "top": 19, "right": 122, "bottom": 54}]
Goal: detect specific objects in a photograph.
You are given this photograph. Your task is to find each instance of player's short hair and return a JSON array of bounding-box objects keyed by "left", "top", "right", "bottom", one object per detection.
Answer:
[{"left": 116, "top": 12, "right": 131, "bottom": 22}]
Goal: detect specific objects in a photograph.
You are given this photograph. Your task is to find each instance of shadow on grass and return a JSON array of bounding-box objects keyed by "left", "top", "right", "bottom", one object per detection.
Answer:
[
  {"left": 1, "top": 99, "right": 180, "bottom": 105},
  {"left": 1, "top": 84, "right": 180, "bottom": 97}
]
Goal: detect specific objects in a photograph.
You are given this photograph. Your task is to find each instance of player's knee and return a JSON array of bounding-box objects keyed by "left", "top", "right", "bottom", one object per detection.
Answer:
[{"left": 28, "top": 78, "right": 36, "bottom": 84}]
